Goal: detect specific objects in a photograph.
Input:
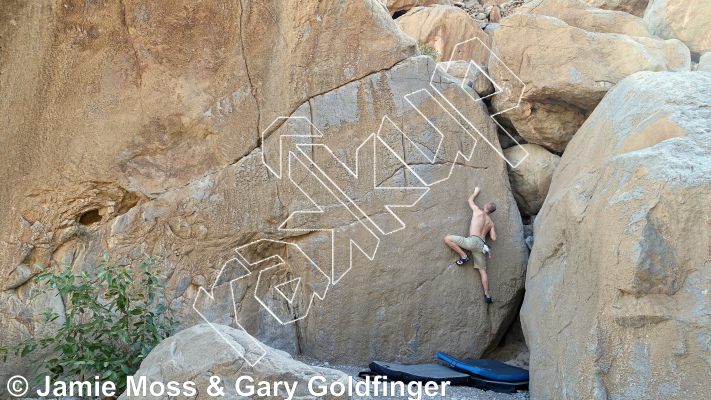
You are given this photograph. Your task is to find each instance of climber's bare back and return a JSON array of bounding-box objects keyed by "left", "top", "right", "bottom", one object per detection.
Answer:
[{"left": 470, "top": 209, "right": 494, "bottom": 239}]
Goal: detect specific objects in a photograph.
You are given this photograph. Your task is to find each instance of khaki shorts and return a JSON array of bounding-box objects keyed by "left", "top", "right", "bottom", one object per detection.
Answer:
[{"left": 449, "top": 234, "right": 487, "bottom": 271}]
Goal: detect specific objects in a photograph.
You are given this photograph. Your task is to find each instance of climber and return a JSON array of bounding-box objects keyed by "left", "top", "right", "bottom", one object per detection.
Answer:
[{"left": 444, "top": 187, "right": 496, "bottom": 303}]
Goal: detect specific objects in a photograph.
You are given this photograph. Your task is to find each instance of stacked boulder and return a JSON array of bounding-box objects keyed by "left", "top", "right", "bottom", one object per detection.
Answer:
[
  {"left": 488, "top": 0, "right": 690, "bottom": 152},
  {"left": 503, "top": 144, "right": 559, "bottom": 217},
  {"left": 384, "top": 0, "right": 454, "bottom": 16},
  {"left": 522, "top": 71, "right": 711, "bottom": 399},
  {"left": 4, "top": 0, "right": 711, "bottom": 398},
  {"left": 644, "top": 0, "right": 711, "bottom": 58},
  {"left": 582, "top": 0, "right": 648, "bottom": 17},
  {"left": 396, "top": 5, "right": 492, "bottom": 63}
]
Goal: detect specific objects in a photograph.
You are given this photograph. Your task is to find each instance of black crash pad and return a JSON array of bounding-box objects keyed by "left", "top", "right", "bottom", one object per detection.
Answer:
[{"left": 365, "top": 361, "right": 471, "bottom": 385}]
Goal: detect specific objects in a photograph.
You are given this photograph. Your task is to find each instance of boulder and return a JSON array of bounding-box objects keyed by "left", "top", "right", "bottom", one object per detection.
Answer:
[
  {"left": 498, "top": 131, "right": 528, "bottom": 150},
  {"left": 117, "top": 323, "right": 352, "bottom": 400},
  {"left": 385, "top": 0, "right": 454, "bottom": 16},
  {"left": 521, "top": 71, "right": 711, "bottom": 399},
  {"left": 644, "top": 0, "right": 711, "bottom": 57},
  {"left": 397, "top": 5, "right": 492, "bottom": 65},
  {"left": 699, "top": 53, "right": 711, "bottom": 73},
  {"left": 438, "top": 60, "right": 495, "bottom": 97},
  {"left": 503, "top": 144, "right": 560, "bottom": 216},
  {"left": 582, "top": 0, "right": 649, "bottom": 17},
  {"left": 484, "top": 22, "right": 501, "bottom": 35},
  {"left": 0, "top": 0, "right": 528, "bottom": 389},
  {"left": 299, "top": 59, "right": 527, "bottom": 364},
  {"left": 490, "top": 6, "right": 502, "bottom": 23},
  {"left": 515, "top": 0, "right": 652, "bottom": 37},
  {"left": 101, "top": 56, "right": 526, "bottom": 367},
  {"left": 488, "top": 13, "right": 690, "bottom": 152}
]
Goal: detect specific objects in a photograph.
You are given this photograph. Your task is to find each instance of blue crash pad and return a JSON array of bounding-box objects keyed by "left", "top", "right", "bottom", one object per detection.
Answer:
[{"left": 437, "top": 353, "right": 529, "bottom": 382}]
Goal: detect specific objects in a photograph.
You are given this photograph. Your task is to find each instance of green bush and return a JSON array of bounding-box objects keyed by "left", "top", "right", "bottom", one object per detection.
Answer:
[
  {"left": 0, "top": 254, "right": 179, "bottom": 392},
  {"left": 418, "top": 39, "right": 440, "bottom": 61}
]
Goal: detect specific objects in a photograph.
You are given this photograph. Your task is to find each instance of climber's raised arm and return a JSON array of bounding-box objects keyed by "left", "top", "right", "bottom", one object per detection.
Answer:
[{"left": 468, "top": 187, "right": 481, "bottom": 211}]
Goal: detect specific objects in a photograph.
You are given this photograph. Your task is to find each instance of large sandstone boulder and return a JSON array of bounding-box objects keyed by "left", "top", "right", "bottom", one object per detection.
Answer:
[
  {"left": 0, "top": 0, "right": 528, "bottom": 391},
  {"left": 644, "top": 0, "right": 711, "bottom": 57},
  {"left": 297, "top": 58, "right": 527, "bottom": 363},
  {"left": 521, "top": 71, "right": 711, "bottom": 399},
  {"left": 117, "top": 323, "right": 352, "bottom": 400},
  {"left": 503, "top": 144, "right": 560, "bottom": 216},
  {"left": 516, "top": 0, "right": 652, "bottom": 37},
  {"left": 489, "top": 13, "right": 690, "bottom": 152},
  {"left": 101, "top": 56, "right": 526, "bottom": 368},
  {"left": 397, "top": 5, "right": 492, "bottom": 65},
  {"left": 385, "top": 0, "right": 453, "bottom": 16},
  {"left": 582, "top": 0, "right": 649, "bottom": 17}
]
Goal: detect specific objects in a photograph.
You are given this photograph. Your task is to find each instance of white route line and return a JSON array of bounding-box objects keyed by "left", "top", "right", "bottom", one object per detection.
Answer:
[
  {"left": 436, "top": 37, "right": 529, "bottom": 168},
  {"left": 236, "top": 239, "right": 330, "bottom": 325},
  {"left": 279, "top": 150, "right": 381, "bottom": 285},
  {"left": 193, "top": 256, "right": 267, "bottom": 366},
  {"left": 445, "top": 37, "right": 505, "bottom": 103},
  {"left": 460, "top": 62, "right": 502, "bottom": 102},
  {"left": 295, "top": 133, "right": 429, "bottom": 236},
  {"left": 274, "top": 277, "right": 301, "bottom": 304},
  {"left": 446, "top": 37, "right": 526, "bottom": 117},
  {"left": 261, "top": 116, "right": 322, "bottom": 180},
  {"left": 396, "top": 90, "right": 479, "bottom": 186}
]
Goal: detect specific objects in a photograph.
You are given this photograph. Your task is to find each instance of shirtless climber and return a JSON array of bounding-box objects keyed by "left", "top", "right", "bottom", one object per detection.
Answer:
[{"left": 444, "top": 187, "right": 497, "bottom": 303}]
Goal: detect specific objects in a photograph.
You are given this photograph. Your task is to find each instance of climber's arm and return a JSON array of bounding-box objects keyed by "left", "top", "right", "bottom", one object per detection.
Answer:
[{"left": 468, "top": 187, "right": 481, "bottom": 211}]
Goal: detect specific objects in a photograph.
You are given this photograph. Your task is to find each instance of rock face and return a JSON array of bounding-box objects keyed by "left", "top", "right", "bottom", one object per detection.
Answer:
[
  {"left": 144, "top": 56, "right": 526, "bottom": 367},
  {"left": 385, "top": 0, "right": 453, "bottom": 16},
  {"left": 582, "top": 0, "right": 649, "bottom": 17},
  {"left": 295, "top": 59, "right": 528, "bottom": 363},
  {"left": 0, "top": 0, "right": 415, "bottom": 237},
  {"left": 397, "top": 5, "right": 492, "bottom": 64},
  {"left": 489, "top": 13, "right": 690, "bottom": 152},
  {"left": 516, "top": 0, "right": 652, "bottom": 37},
  {"left": 117, "top": 323, "right": 352, "bottom": 400},
  {"left": 0, "top": 0, "right": 413, "bottom": 386},
  {"left": 503, "top": 144, "right": 560, "bottom": 216},
  {"left": 644, "top": 0, "right": 711, "bottom": 57},
  {"left": 521, "top": 71, "right": 711, "bottom": 399},
  {"left": 0, "top": 0, "right": 528, "bottom": 391}
]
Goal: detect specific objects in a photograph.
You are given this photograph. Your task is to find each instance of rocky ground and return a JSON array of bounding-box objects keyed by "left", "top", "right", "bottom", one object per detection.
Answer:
[{"left": 453, "top": 0, "right": 532, "bottom": 27}]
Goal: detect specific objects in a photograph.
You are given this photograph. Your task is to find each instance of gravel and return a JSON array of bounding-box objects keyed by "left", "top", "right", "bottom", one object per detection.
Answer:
[{"left": 454, "top": 0, "right": 533, "bottom": 28}]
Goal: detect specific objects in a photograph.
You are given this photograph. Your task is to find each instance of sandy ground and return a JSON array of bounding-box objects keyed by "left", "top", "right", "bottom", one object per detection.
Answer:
[{"left": 297, "top": 357, "right": 530, "bottom": 400}]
